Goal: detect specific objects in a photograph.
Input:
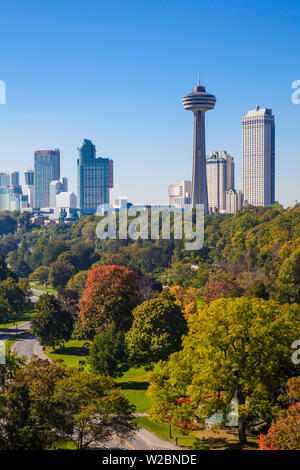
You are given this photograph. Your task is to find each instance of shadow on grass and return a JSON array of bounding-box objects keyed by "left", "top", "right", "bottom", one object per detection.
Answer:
[
  {"left": 119, "top": 381, "right": 149, "bottom": 391},
  {"left": 51, "top": 346, "right": 88, "bottom": 357}
]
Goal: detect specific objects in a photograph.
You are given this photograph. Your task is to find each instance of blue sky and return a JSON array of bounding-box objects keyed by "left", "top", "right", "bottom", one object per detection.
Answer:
[{"left": 0, "top": 0, "right": 299, "bottom": 206}]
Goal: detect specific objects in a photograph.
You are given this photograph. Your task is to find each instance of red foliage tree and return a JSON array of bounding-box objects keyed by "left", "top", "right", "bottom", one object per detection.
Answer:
[
  {"left": 259, "top": 377, "right": 300, "bottom": 450},
  {"left": 204, "top": 269, "right": 242, "bottom": 303},
  {"left": 77, "top": 265, "right": 140, "bottom": 338}
]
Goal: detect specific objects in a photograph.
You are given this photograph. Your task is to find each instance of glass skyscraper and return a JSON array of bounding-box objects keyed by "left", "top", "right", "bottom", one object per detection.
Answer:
[
  {"left": 34, "top": 149, "right": 60, "bottom": 209},
  {"left": 77, "top": 139, "right": 113, "bottom": 215}
]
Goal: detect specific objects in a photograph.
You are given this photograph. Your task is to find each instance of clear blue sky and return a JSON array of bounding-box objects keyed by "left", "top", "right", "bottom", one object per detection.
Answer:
[{"left": 0, "top": 0, "right": 299, "bottom": 206}]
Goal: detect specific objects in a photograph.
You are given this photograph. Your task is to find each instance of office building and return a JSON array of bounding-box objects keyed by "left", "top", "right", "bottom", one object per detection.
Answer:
[
  {"left": 34, "top": 149, "right": 60, "bottom": 209},
  {"left": 50, "top": 177, "right": 68, "bottom": 208},
  {"left": 0, "top": 187, "right": 20, "bottom": 211},
  {"left": 0, "top": 173, "right": 10, "bottom": 187},
  {"left": 56, "top": 191, "right": 77, "bottom": 209},
  {"left": 242, "top": 106, "right": 275, "bottom": 206},
  {"left": 182, "top": 78, "right": 216, "bottom": 213},
  {"left": 226, "top": 189, "right": 244, "bottom": 215},
  {"left": 206, "top": 151, "right": 234, "bottom": 214},
  {"left": 77, "top": 139, "right": 113, "bottom": 215},
  {"left": 24, "top": 169, "right": 35, "bottom": 208},
  {"left": 168, "top": 180, "right": 192, "bottom": 207}
]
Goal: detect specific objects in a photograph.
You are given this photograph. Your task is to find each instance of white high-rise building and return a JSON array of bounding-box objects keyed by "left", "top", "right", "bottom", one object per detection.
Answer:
[
  {"left": 50, "top": 178, "right": 68, "bottom": 208},
  {"left": 206, "top": 151, "right": 234, "bottom": 214},
  {"left": 242, "top": 106, "right": 275, "bottom": 206},
  {"left": 168, "top": 180, "right": 191, "bottom": 207},
  {"left": 226, "top": 189, "right": 244, "bottom": 215}
]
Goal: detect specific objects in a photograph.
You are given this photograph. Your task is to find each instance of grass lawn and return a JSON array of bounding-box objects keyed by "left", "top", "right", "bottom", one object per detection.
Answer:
[
  {"left": 30, "top": 282, "right": 57, "bottom": 294},
  {"left": 0, "top": 302, "right": 35, "bottom": 330},
  {"left": 45, "top": 339, "right": 91, "bottom": 369},
  {"left": 116, "top": 367, "right": 152, "bottom": 413},
  {"left": 137, "top": 416, "right": 258, "bottom": 450}
]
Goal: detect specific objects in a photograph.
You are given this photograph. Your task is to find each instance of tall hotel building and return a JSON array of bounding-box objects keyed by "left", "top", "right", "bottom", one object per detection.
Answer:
[
  {"left": 242, "top": 106, "right": 275, "bottom": 206},
  {"left": 77, "top": 139, "right": 113, "bottom": 215},
  {"left": 34, "top": 149, "right": 60, "bottom": 209},
  {"left": 206, "top": 151, "right": 234, "bottom": 214}
]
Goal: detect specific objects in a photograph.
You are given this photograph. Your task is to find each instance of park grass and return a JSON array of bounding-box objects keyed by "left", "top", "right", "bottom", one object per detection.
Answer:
[
  {"left": 45, "top": 339, "right": 91, "bottom": 369},
  {"left": 116, "top": 367, "right": 152, "bottom": 413},
  {"left": 44, "top": 341, "right": 152, "bottom": 413},
  {"left": 0, "top": 302, "right": 35, "bottom": 330},
  {"left": 137, "top": 416, "right": 258, "bottom": 450},
  {"left": 30, "top": 282, "right": 57, "bottom": 294}
]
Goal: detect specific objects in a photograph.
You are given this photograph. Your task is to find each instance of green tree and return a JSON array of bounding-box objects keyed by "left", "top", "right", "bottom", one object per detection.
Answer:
[
  {"left": 67, "top": 270, "right": 88, "bottom": 296},
  {"left": 48, "top": 261, "right": 75, "bottom": 289},
  {"left": 147, "top": 297, "right": 300, "bottom": 446},
  {"left": 52, "top": 369, "right": 136, "bottom": 449},
  {"left": 277, "top": 247, "right": 300, "bottom": 303},
  {"left": 31, "top": 294, "right": 74, "bottom": 350},
  {"left": 29, "top": 266, "right": 49, "bottom": 285},
  {"left": 89, "top": 323, "right": 130, "bottom": 377},
  {"left": 126, "top": 292, "right": 187, "bottom": 368}
]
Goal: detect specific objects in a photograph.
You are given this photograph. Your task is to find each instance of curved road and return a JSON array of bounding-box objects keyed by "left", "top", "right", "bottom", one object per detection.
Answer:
[{"left": 2, "top": 288, "right": 181, "bottom": 450}]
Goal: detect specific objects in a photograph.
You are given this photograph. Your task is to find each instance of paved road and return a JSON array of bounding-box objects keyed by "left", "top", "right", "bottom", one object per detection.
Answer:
[
  {"left": 3, "top": 287, "right": 182, "bottom": 450},
  {"left": 0, "top": 321, "right": 32, "bottom": 342}
]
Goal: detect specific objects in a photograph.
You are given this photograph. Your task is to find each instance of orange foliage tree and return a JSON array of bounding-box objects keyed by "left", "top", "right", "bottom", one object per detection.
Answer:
[{"left": 77, "top": 265, "right": 140, "bottom": 339}]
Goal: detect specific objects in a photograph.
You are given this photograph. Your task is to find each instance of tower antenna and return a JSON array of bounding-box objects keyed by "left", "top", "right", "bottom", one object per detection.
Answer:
[{"left": 198, "top": 72, "right": 200, "bottom": 86}]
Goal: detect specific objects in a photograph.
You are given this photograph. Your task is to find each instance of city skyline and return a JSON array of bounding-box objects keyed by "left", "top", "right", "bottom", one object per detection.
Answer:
[{"left": 0, "top": 1, "right": 299, "bottom": 207}]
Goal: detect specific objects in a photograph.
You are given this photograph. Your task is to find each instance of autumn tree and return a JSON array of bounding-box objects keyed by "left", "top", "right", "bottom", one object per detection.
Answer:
[
  {"left": 259, "top": 377, "right": 300, "bottom": 450},
  {"left": 77, "top": 265, "right": 140, "bottom": 339},
  {"left": 147, "top": 297, "right": 300, "bottom": 446},
  {"left": 126, "top": 292, "right": 187, "bottom": 368}
]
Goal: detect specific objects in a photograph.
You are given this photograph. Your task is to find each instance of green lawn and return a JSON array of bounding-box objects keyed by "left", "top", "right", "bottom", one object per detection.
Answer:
[
  {"left": 45, "top": 339, "right": 91, "bottom": 368},
  {"left": 116, "top": 367, "right": 152, "bottom": 413},
  {"left": 0, "top": 303, "right": 35, "bottom": 330},
  {"left": 30, "top": 282, "right": 57, "bottom": 294}
]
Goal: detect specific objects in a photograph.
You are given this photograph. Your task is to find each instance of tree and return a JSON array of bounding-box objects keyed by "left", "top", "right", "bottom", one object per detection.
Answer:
[
  {"left": 67, "top": 270, "right": 88, "bottom": 296},
  {"left": 126, "top": 292, "right": 187, "bottom": 368},
  {"left": 48, "top": 261, "right": 75, "bottom": 289},
  {"left": 277, "top": 248, "right": 300, "bottom": 303},
  {"left": 0, "top": 277, "right": 29, "bottom": 322},
  {"left": 89, "top": 323, "right": 130, "bottom": 377},
  {"left": 259, "top": 377, "right": 300, "bottom": 450},
  {"left": 57, "top": 287, "right": 79, "bottom": 316},
  {"left": 52, "top": 369, "right": 136, "bottom": 449},
  {"left": 31, "top": 294, "right": 74, "bottom": 350},
  {"left": 147, "top": 298, "right": 300, "bottom": 446},
  {"left": 77, "top": 265, "right": 140, "bottom": 338},
  {"left": 29, "top": 266, "right": 49, "bottom": 285},
  {"left": 204, "top": 269, "right": 242, "bottom": 303}
]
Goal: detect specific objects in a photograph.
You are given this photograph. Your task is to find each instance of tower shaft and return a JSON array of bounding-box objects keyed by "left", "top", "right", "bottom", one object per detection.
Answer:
[{"left": 192, "top": 110, "right": 208, "bottom": 212}]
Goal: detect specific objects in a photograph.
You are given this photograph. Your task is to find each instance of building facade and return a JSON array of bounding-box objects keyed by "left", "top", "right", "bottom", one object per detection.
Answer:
[
  {"left": 77, "top": 139, "right": 113, "bottom": 215},
  {"left": 242, "top": 106, "right": 275, "bottom": 206},
  {"left": 34, "top": 149, "right": 60, "bottom": 209},
  {"left": 49, "top": 177, "right": 68, "bottom": 208},
  {"left": 0, "top": 173, "right": 10, "bottom": 187},
  {"left": 206, "top": 151, "right": 234, "bottom": 214},
  {"left": 226, "top": 189, "right": 244, "bottom": 215},
  {"left": 168, "top": 180, "right": 192, "bottom": 207},
  {"left": 24, "top": 170, "right": 35, "bottom": 208}
]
